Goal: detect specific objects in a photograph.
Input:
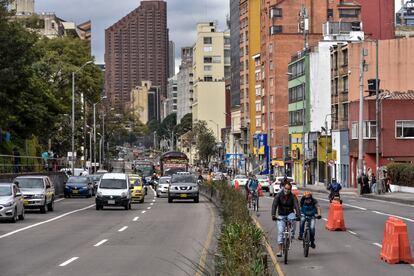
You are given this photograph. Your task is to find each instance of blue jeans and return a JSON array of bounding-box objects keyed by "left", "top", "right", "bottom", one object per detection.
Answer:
[
  {"left": 299, "top": 216, "right": 316, "bottom": 242},
  {"left": 277, "top": 213, "right": 296, "bottom": 244}
]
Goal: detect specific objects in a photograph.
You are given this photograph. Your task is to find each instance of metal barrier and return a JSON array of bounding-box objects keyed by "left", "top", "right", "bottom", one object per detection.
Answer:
[{"left": 0, "top": 154, "right": 69, "bottom": 174}]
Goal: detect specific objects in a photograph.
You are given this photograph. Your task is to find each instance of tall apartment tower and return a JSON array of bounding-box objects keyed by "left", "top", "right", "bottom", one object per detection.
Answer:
[
  {"left": 192, "top": 22, "right": 230, "bottom": 140},
  {"left": 168, "top": 41, "right": 175, "bottom": 78},
  {"left": 176, "top": 47, "right": 193, "bottom": 123},
  {"left": 261, "top": 0, "right": 361, "bottom": 153},
  {"left": 12, "top": 0, "right": 34, "bottom": 15},
  {"left": 105, "top": 0, "right": 168, "bottom": 113}
]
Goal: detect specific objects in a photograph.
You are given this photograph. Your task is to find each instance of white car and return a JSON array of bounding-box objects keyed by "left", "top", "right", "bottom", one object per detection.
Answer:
[
  {"left": 232, "top": 175, "right": 249, "bottom": 187},
  {"left": 0, "top": 183, "right": 25, "bottom": 223},
  {"left": 95, "top": 173, "right": 131, "bottom": 210},
  {"left": 256, "top": 175, "right": 270, "bottom": 192},
  {"left": 270, "top": 176, "right": 296, "bottom": 196},
  {"left": 156, "top": 176, "right": 171, "bottom": 198}
]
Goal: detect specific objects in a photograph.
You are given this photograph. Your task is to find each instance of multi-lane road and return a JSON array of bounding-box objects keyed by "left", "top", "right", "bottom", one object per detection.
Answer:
[
  {"left": 255, "top": 191, "right": 414, "bottom": 276},
  {"left": 0, "top": 189, "right": 216, "bottom": 276}
]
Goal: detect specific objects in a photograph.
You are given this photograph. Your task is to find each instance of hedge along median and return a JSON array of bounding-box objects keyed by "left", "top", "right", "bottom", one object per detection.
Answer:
[
  {"left": 202, "top": 181, "right": 269, "bottom": 276},
  {"left": 387, "top": 163, "right": 414, "bottom": 188}
]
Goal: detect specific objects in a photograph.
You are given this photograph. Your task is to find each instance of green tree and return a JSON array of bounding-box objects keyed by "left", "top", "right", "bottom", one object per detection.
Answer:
[
  {"left": 175, "top": 113, "right": 192, "bottom": 137},
  {"left": 193, "top": 121, "right": 217, "bottom": 162}
]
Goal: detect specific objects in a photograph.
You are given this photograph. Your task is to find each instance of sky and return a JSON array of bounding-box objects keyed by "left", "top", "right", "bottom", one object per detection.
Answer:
[
  {"left": 35, "top": 0, "right": 230, "bottom": 71},
  {"left": 36, "top": 0, "right": 404, "bottom": 70}
]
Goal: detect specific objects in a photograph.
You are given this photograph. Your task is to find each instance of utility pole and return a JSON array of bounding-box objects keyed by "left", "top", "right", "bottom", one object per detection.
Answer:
[
  {"left": 93, "top": 103, "right": 96, "bottom": 173},
  {"left": 71, "top": 72, "right": 75, "bottom": 176},
  {"left": 358, "top": 47, "right": 367, "bottom": 178},
  {"left": 300, "top": 5, "right": 309, "bottom": 50},
  {"left": 325, "top": 120, "right": 328, "bottom": 186},
  {"left": 267, "top": 86, "right": 271, "bottom": 182},
  {"left": 102, "top": 113, "right": 105, "bottom": 169},
  {"left": 375, "top": 40, "right": 380, "bottom": 193}
]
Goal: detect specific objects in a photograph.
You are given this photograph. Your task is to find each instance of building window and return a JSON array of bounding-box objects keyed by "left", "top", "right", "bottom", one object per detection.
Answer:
[
  {"left": 270, "top": 25, "right": 283, "bottom": 35},
  {"left": 352, "top": 122, "right": 358, "bottom": 139},
  {"left": 271, "top": 112, "right": 274, "bottom": 122},
  {"left": 269, "top": 43, "right": 273, "bottom": 53},
  {"left": 204, "top": 76, "right": 213, "bottom": 82},
  {"left": 270, "top": 7, "right": 282, "bottom": 18},
  {"left": 204, "top": 57, "right": 212, "bottom": 63},
  {"left": 256, "top": 102, "right": 261, "bottom": 112},
  {"left": 339, "top": 9, "right": 360, "bottom": 18},
  {"left": 396, "top": 121, "right": 414, "bottom": 138},
  {"left": 352, "top": 121, "right": 377, "bottom": 139},
  {"left": 203, "top": 37, "right": 212, "bottom": 44},
  {"left": 343, "top": 49, "right": 348, "bottom": 65},
  {"left": 256, "top": 117, "right": 262, "bottom": 127},
  {"left": 270, "top": 95, "right": 274, "bottom": 104},
  {"left": 288, "top": 60, "right": 305, "bottom": 79},
  {"left": 288, "top": 84, "right": 305, "bottom": 103},
  {"left": 343, "top": 103, "right": 349, "bottom": 122},
  {"left": 269, "top": 60, "right": 273, "bottom": 71},
  {"left": 327, "top": 9, "right": 334, "bottom": 18},
  {"left": 204, "top": 65, "right": 212, "bottom": 71},
  {"left": 204, "top": 46, "right": 213, "bottom": 52},
  {"left": 255, "top": 87, "right": 262, "bottom": 96},
  {"left": 224, "top": 37, "right": 230, "bottom": 45},
  {"left": 343, "top": 76, "right": 348, "bottom": 93},
  {"left": 212, "top": 56, "right": 221, "bottom": 63},
  {"left": 289, "top": 109, "right": 304, "bottom": 126},
  {"left": 270, "top": 78, "right": 274, "bottom": 87}
]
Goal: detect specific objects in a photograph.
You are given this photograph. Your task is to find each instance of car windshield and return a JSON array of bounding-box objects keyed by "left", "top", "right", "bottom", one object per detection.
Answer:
[
  {"left": 91, "top": 175, "right": 102, "bottom": 181},
  {"left": 16, "top": 178, "right": 44, "bottom": 189},
  {"left": 130, "top": 178, "right": 142, "bottom": 187},
  {"left": 256, "top": 175, "right": 268, "bottom": 180},
  {"left": 100, "top": 179, "right": 127, "bottom": 189},
  {"left": 0, "top": 186, "right": 12, "bottom": 196},
  {"left": 68, "top": 177, "right": 88, "bottom": 183},
  {"left": 159, "top": 178, "right": 170, "bottom": 184},
  {"left": 171, "top": 175, "right": 196, "bottom": 184},
  {"left": 235, "top": 175, "right": 247, "bottom": 179}
]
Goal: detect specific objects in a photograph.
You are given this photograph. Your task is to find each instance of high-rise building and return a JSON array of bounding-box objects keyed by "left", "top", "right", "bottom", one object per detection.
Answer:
[
  {"left": 358, "top": 0, "right": 394, "bottom": 40},
  {"left": 105, "top": 0, "right": 168, "bottom": 114},
  {"left": 12, "top": 0, "right": 34, "bottom": 15},
  {"left": 176, "top": 47, "right": 193, "bottom": 123},
  {"left": 230, "top": 0, "right": 240, "bottom": 108},
  {"left": 169, "top": 41, "right": 175, "bottom": 78},
  {"left": 165, "top": 75, "right": 178, "bottom": 119},
  {"left": 192, "top": 22, "right": 230, "bottom": 140}
]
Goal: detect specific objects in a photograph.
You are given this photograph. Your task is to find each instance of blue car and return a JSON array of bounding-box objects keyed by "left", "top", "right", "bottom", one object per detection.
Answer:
[{"left": 64, "top": 176, "right": 93, "bottom": 198}]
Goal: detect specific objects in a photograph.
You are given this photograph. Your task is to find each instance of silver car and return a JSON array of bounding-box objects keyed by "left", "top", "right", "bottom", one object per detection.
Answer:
[
  {"left": 0, "top": 183, "right": 25, "bottom": 223},
  {"left": 168, "top": 174, "right": 199, "bottom": 203},
  {"left": 14, "top": 176, "right": 55, "bottom": 213},
  {"left": 156, "top": 176, "right": 171, "bottom": 198}
]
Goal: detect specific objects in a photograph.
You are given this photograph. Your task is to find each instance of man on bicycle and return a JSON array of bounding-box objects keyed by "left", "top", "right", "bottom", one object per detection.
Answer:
[
  {"left": 271, "top": 182, "right": 300, "bottom": 257},
  {"left": 298, "top": 191, "right": 321, "bottom": 249},
  {"left": 248, "top": 174, "right": 260, "bottom": 209}
]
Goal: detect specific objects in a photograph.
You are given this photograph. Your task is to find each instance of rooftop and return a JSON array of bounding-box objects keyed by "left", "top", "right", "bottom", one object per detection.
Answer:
[{"left": 365, "top": 91, "right": 414, "bottom": 100}]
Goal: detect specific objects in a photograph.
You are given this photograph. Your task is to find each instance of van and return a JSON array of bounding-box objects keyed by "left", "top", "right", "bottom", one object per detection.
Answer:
[{"left": 95, "top": 173, "right": 131, "bottom": 210}]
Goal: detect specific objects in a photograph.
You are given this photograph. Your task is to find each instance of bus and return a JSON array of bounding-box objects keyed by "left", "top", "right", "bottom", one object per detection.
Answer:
[
  {"left": 134, "top": 160, "right": 155, "bottom": 178},
  {"left": 160, "top": 151, "right": 189, "bottom": 176}
]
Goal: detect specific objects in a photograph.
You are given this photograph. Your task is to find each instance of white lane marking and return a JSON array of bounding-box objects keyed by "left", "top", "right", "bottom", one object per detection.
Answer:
[
  {"left": 147, "top": 207, "right": 151, "bottom": 210},
  {"left": 118, "top": 226, "right": 128, "bottom": 232},
  {"left": 316, "top": 197, "right": 330, "bottom": 202},
  {"left": 55, "top": 198, "right": 65, "bottom": 202},
  {"left": 141, "top": 210, "right": 146, "bottom": 214},
  {"left": 152, "top": 199, "right": 156, "bottom": 202},
  {"left": 348, "top": 230, "right": 357, "bottom": 235},
  {"left": 0, "top": 204, "right": 95, "bottom": 239},
  {"left": 133, "top": 216, "right": 139, "bottom": 221},
  {"left": 372, "top": 243, "right": 382, "bottom": 248},
  {"left": 315, "top": 197, "right": 367, "bottom": 210},
  {"left": 150, "top": 203, "right": 154, "bottom": 206},
  {"left": 59, "top": 257, "right": 79, "bottom": 267},
  {"left": 150, "top": 186, "right": 157, "bottom": 196},
  {"left": 411, "top": 264, "right": 414, "bottom": 268},
  {"left": 372, "top": 211, "right": 414, "bottom": 223},
  {"left": 322, "top": 218, "right": 328, "bottom": 222},
  {"left": 94, "top": 239, "right": 108, "bottom": 247}
]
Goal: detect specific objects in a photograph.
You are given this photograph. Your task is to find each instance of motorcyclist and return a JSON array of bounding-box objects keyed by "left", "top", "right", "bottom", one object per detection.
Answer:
[
  {"left": 298, "top": 191, "right": 321, "bottom": 249},
  {"left": 150, "top": 173, "right": 158, "bottom": 189},
  {"left": 248, "top": 175, "right": 260, "bottom": 210},
  {"left": 327, "top": 178, "right": 342, "bottom": 202},
  {"left": 271, "top": 182, "right": 301, "bottom": 257}
]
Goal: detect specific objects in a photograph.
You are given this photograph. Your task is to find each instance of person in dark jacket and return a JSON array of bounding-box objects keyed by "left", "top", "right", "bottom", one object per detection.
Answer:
[{"left": 271, "top": 182, "right": 301, "bottom": 257}]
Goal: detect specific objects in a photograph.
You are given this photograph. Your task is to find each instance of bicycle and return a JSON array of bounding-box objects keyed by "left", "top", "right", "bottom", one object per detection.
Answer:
[
  {"left": 277, "top": 214, "right": 297, "bottom": 264},
  {"left": 302, "top": 215, "right": 314, "bottom": 257},
  {"left": 251, "top": 190, "right": 259, "bottom": 212}
]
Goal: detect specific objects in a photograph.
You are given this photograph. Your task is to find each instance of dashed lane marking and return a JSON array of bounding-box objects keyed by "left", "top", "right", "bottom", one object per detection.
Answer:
[
  {"left": 59, "top": 257, "right": 79, "bottom": 267},
  {"left": 152, "top": 199, "right": 156, "bottom": 202},
  {"left": 322, "top": 218, "right": 328, "bottom": 222},
  {"left": 133, "top": 216, "right": 139, "bottom": 221},
  {"left": 372, "top": 211, "right": 414, "bottom": 223},
  {"left": 55, "top": 198, "right": 65, "bottom": 202},
  {"left": 348, "top": 230, "right": 357, "bottom": 235},
  {"left": 315, "top": 197, "right": 367, "bottom": 211},
  {"left": 94, "top": 239, "right": 108, "bottom": 247},
  {"left": 118, "top": 226, "right": 128, "bottom": 232},
  {"left": 141, "top": 210, "right": 146, "bottom": 214},
  {"left": 147, "top": 207, "right": 151, "bottom": 210},
  {"left": 372, "top": 243, "right": 383, "bottom": 248},
  {"left": 0, "top": 204, "right": 95, "bottom": 239},
  {"left": 150, "top": 203, "right": 154, "bottom": 206}
]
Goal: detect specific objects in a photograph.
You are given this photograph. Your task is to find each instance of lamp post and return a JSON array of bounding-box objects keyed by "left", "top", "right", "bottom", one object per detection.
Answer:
[
  {"left": 92, "top": 96, "right": 107, "bottom": 173},
  {"left": 322, "top": 113, "right": 333, "bottom": 186},
  {"left": 71, "top": 60, "right": 93, "bottom": 176}
]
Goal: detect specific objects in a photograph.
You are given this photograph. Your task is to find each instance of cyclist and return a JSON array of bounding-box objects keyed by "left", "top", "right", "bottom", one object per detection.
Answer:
[
  {"left": 248, "top": 174, "right": 260, "bottom": 210},
  {"left": 271, "top": 182, "right": 301, "bottom": 257},
  {"left": 327, "top": 178, "right": 342, "bottom": 202},
  {"left": 298, "top": 191, "right": 321, "bottom": 249}
]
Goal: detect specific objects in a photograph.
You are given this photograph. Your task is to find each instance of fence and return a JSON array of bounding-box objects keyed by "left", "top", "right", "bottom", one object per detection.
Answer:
[{"left": 0, "top": 154, "right": 69, "bottom": 174}]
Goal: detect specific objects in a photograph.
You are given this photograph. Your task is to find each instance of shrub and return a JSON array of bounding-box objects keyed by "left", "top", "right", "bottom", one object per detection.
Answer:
[{"left": 387, "top": 163, "right": 414, "bottom": 188}]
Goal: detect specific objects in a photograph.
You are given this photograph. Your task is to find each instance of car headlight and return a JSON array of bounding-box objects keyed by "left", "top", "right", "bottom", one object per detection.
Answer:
[
  {"left": 34, "top": 194, "right": 44, "bottom": 199},
  {"left": 4, "top": 201, "right": 14, "bottom": 207},
  {"left": 65, "top": 185, "right": 69, "bottom": 189},
  {"left": 97, "top": 192, "right": 103, "bottom": 197},
  {"left": 121, "top": 192, "right": 127, "bottom": 198}
]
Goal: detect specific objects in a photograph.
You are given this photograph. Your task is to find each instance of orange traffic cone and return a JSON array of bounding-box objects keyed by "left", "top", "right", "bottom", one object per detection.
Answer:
[
  {"left": 380, "top": 217, "right": 413, "bottom": 264},
  {"left": 325, "top": 201, "right": 346, "bottom": 231},
  {"left": 234, "top": 180, "right": 239, "bottom": 190}
]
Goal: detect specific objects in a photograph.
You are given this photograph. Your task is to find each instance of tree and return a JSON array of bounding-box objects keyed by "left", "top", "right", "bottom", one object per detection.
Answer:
[
  {"left": 175, "top": 113, "right": 192, "bottom": 137},
  {"left": 193, "top": 121, "right": 217, "bottom": 163}
]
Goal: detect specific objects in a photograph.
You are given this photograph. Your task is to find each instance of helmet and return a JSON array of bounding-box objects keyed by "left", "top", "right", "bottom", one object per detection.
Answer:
[{"left": 303, "top": 191, "right": 312, "bottom": 198}]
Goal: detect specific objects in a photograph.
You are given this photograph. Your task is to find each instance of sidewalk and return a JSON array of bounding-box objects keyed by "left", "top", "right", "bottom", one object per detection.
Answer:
[{"left": 297, "top": 184, "right": 414, "bottom": 205}]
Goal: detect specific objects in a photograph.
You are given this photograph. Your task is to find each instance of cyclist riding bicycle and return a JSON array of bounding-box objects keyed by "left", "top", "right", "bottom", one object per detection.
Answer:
[
  {"left": 298, "top": 191, "right": 321, "bottom": 249},
  {"left": 271, "top": 182, "right": 300, "bottom": 257},
  {"left": 248, "top": 175, "right": 260, "bottom": 209}
]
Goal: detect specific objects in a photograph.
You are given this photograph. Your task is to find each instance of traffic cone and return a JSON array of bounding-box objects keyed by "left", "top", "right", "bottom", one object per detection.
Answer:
[
  {"left": 234, "top": 180, "right": 239, "bottom": 190},
  {"left": 325, "top": 202, "right": 346, "bottom": 231},
  {"left": 380, "top": 217, "right": 413, "bottom": 264}
]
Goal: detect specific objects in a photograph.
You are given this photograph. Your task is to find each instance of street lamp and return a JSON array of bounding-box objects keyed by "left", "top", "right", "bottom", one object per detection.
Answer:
[
  {"left": 71, "top": 60, "right": 93, "bottom": 175},
  {"left": 322, "top": 113, "right": 333, "bottom": 186},
  {"left": 93, "top": 95, "right": 107, "bottom": 173}
]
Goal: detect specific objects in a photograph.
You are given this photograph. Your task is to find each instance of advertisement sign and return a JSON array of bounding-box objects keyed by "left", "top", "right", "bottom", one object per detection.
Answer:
[{"left": 225, "top": 154, "right": 245, "bottom": 171}]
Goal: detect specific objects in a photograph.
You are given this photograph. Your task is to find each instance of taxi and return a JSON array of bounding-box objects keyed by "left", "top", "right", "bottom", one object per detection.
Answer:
[{"left": 129, "top": 174, "right": 145, "bottom": 203}]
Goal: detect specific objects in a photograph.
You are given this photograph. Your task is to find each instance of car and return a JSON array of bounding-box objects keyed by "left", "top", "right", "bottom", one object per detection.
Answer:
[
  {"left": 89, "top": 174, "right": 103, "bottom": 193},
  {"left": 168, "top": 174, "right": 199, "bottom": 203},
  {"left": 213, "top": 172, "right": 225, "bottom": 181},
  {"left": 64, "top": 176, "right": 94, "bottom": 198},
  {"left": 256, "top": 175, "right": 271, "bottom": 192},
  {"left": 0, "top": 183, "right": 25, "bottom": 223},
  {"left": 156, "top": 176, "right": 171, "bottom": 198},
  {"left": 95, "top": 173, "right": 131, "bottom": 210},
  {"left": 96, "top": 169, "right": 108, "bottom": 175},
  {"left": 129, "top": 174, "right": 145, "bottom": 203},
  {"left": 270, "top": 176, "right": 296, "bottom": 196},
  {"left": 232, "top": 175, "right": 249, "bottom": 187},
  {"left": 14, "top": 176, "right": 55, "bottom": 213}
]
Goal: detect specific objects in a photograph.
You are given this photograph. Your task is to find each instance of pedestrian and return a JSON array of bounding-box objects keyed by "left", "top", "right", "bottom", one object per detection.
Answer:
[
  {"left": 12, "top": 147, "right": 21, "bottom": 174},
  {"left": 385, "top": 173, "right": 392, "bottom": 193},
  {"left": 371, "top": 173, "right": 377, "bottom": 194}
]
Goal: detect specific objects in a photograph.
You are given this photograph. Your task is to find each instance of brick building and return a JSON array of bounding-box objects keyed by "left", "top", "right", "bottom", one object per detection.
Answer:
[
  {"left": 105, "top": 0, "right": 168, "bottom": 114},
  {"left": 358, "top": 0, "right": 395, "bottom": 40}
]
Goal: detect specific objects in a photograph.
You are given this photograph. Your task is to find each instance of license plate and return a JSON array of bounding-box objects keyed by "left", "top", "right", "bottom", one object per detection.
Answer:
[
  {"left": 72, "top": 190, "right": 79, "bottom": 194},
  {"left": 24, "top": 200, "right": 29, "bottom": 205},
  {"left": 108, "top": 200, "right": 115, "bottom": 205},
  {"left": 180, "top": 194, "right": 188, "bottom": 198}
]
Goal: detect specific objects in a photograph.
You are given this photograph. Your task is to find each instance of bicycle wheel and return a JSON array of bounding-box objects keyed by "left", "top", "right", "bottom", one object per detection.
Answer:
[
  {"left": 284, "top": 237, "right": 289, "bottom": 264},
  {"left": 304, "top": 228, "right": 310, "bottom": 257}
]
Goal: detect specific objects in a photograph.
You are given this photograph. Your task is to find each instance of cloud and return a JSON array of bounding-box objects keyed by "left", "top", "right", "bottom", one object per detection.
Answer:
[{"left": 35, "top": 0, "right": 229, "bottom": 64}]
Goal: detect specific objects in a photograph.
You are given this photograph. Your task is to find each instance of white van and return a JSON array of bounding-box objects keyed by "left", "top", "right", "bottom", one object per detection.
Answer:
[{"left": 95, "top": 173, "right": 131, "bottom": 210}]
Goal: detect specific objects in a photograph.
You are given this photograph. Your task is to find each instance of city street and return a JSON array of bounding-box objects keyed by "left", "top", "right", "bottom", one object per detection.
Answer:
[
  {"left": 255, "top": 192, "right": 414, "bottom": 276},
  {"left": 0, "top": 190, "right": 216, "bottom": 276}
]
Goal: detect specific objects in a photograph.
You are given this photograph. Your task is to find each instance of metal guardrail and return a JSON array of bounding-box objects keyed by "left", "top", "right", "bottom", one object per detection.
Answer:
[{"left": 0, "top": 154, "right": 69, "bottom": 174}]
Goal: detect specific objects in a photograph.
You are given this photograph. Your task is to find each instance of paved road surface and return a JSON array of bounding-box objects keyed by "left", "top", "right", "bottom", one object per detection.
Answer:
[
  {"left": 255, "top": 192, "right": 414, "bottom": 276},
  {"left": 0, "top": 190, "right": 216, "bottom": 276}
]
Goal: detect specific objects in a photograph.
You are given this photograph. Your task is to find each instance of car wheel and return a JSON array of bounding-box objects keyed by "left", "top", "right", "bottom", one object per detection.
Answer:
[
  {"left": 156, "top": 193, "right": 160, "bottom": 198},
  {"left": 47, "top": 198, "right": 54, "bottom": 212},
  {"left": 64, "top": 194, "right": 68, "bottom": 198},
  {"left": 11, "top": 208, "right": 18, "bottom": 223},
  {"left": 139, "top": 198, "right": 144, "bottom": 203},
  {"left": 129, "top": 203, "right": 132, "bottom": 210},
  {"left": 40, "top": 200, "right": 47, "bottom": 214},
  {"left": 168, "top": 197, "right": 173, "bottom": 203},
  {"left": 19, "top": 207, "right": 25, "bottom": 220},
  {"left": 194, "top": 197, "right": 199, "bottom": 203}
]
